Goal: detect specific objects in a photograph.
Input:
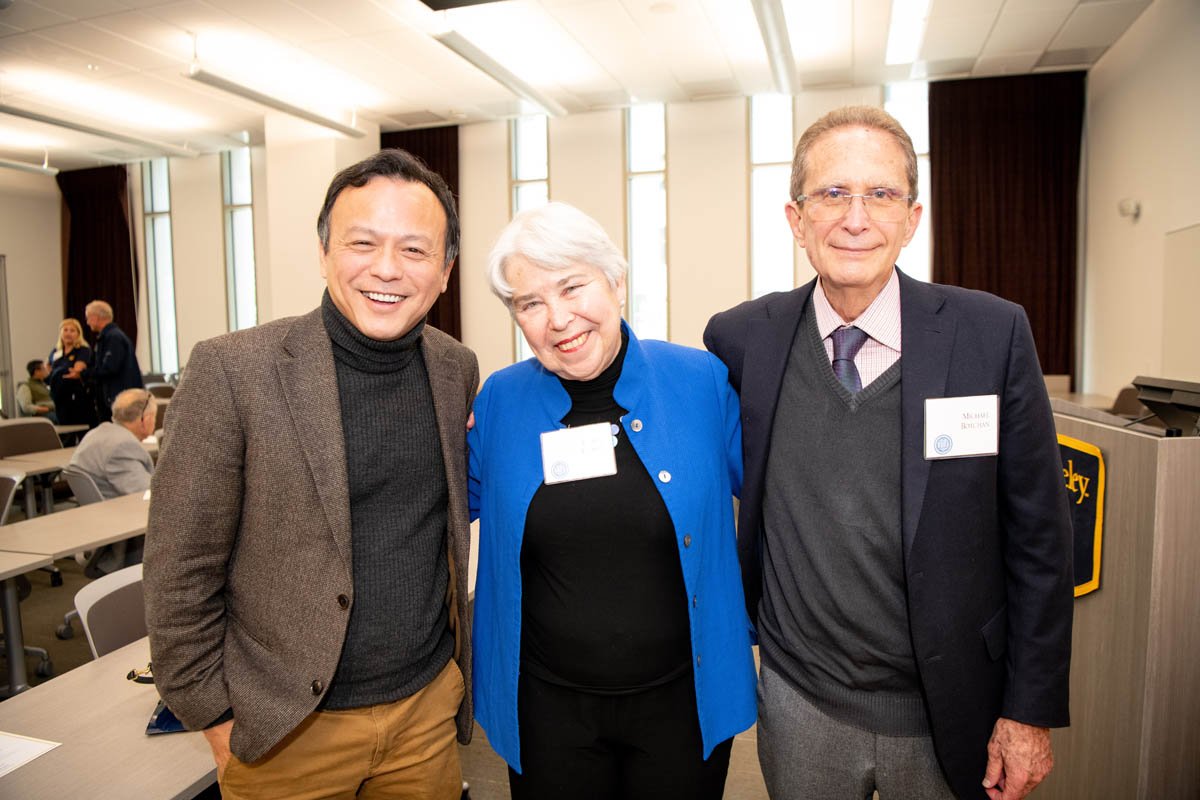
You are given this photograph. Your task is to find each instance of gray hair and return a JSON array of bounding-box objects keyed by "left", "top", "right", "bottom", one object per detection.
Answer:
[
  {"left": 85, "top": 300, "right": 114, "bottom": 320},
  {"left": 791, "top": 105, "right": 919, "bottom": 202},
  {"left": 487, "top": 202, "right": 627, "bottom": 308},
  {"left": 112, "top": 388, "right": 155, "bottom": 425}
]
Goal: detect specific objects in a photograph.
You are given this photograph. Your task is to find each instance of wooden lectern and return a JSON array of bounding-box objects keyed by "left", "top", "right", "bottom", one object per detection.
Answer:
[{"left": 1039, "top": 399, "right": 1200, "bottom": 799}]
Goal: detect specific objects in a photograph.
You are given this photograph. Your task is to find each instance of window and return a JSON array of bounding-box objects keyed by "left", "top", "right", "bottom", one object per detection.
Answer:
[
  {"left": 626, "top": 103, "right": 667, "bottom": 340},
  {"left": 142, "top": 158, "right": 178, "bottom": 374},
  {"left": 511, "top": 115, "right": 549, "bottom": 361},
  {"left": 750, "top": 94, "right": 796, "bottom": 298},
  {"left": 885, "top": 81, "right": 931, "bottom": 282},
  {"left": 222, "top": 148, "right": 257, "bottom": 331}
]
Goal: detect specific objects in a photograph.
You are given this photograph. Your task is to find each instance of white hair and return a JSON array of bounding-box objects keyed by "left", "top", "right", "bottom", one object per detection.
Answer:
[{"left": 486, "top": 202, "right": 627, "bottom": 308}]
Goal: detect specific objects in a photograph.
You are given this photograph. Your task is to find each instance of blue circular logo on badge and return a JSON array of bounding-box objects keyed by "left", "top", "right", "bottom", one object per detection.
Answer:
[
  {"left": 552, "top": 461, "right": 569, "bottom": 478},
  {"left": 934, "top": 435, "right": 953, "bottom": 455}
]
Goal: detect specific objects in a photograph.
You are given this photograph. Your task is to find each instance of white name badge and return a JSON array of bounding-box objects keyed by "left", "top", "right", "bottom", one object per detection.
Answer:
[
  {"left": 924, "top": 394, "right": 999, "bottom": 459},
  {"left": 540, "top": 422, "right": 617, "bottom": 485}
]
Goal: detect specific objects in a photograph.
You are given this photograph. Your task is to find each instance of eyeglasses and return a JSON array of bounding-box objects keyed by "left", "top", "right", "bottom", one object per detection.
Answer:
[
  {"left": 136, "top": 392, "right": 153, "bottom": 421},
  {"left": 795, "top": 188, "right": 913, "bottom": 222}
]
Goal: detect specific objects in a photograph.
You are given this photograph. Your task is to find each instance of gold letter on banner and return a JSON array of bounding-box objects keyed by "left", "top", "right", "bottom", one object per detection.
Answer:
[{"left": 1058, "top": 434, "right": 1105, "bottom": 597}]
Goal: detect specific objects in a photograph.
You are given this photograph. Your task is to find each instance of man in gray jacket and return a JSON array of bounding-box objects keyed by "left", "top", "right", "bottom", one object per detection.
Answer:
[
  {"left": 67, "top": 387, "right": 155, "bottom": 499},
  {"left": 144, "top": 150, "right": 478, "bottom": 799}
]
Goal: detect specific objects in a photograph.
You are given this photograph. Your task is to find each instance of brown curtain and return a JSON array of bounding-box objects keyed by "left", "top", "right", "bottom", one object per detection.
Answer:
[
  {"left": 56, "top": 165, "right": 138, "bottom": 339},
  {"left": 381, "top": 127, "right": 462, "bottom": 341},
  {"left": 929, "top": 72, "right": 1084, "bottom": 382}
]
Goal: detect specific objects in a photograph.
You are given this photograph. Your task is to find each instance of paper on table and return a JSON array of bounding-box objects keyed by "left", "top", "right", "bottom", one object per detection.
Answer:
[{"left": 0, "top": 731, "right": 60, "bottom": 778}]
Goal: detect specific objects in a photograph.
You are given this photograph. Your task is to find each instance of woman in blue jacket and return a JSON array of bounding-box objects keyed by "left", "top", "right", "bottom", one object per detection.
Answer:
[{"left": 469, "top": 202, "right": 756, "bottom": 800}]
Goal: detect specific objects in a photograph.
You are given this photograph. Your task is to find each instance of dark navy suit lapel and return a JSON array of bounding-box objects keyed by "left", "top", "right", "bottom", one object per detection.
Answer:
[
  {"left": 742, "top": 282, "right": 813, "bottom": 510},
  {"left": 899, "top": 271, "right": 955, "bottom": 558}
]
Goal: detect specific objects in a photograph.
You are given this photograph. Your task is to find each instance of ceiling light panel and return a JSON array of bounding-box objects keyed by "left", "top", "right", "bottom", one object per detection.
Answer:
[
  {"left": 548, "top": 1, "right": 684, "bottom": 104},
  {"left": 620, "top": 0, "right": 733, "bottom": 85},
  {"left": 3, "top": 68, "right": 211, "bottom": 132},
  {"left": 445, "top": 1, "right": 613, "bottom": 99},
  {"left": 200, "top": 0, "right": 339, "bottom": 46},
  {"left": 782, "top": 0, "right": 852, "bottom": 72},
  {"left": 698, "top": 0, "right": 773, "bottom": 94}
]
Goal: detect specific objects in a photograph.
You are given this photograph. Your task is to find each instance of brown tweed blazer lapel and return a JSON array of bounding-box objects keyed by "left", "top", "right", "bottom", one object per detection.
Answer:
[{"left": 277, "top": 310, "right": 352, "bottom": 570}]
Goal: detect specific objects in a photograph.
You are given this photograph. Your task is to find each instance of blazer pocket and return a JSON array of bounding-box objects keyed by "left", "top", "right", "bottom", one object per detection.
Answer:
[{"left": 981, "top": 604, "right": 1007, "bottom": 661}]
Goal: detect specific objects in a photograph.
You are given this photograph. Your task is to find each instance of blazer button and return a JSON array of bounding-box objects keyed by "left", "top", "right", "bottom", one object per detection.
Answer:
[
  {"left": 696, "top": 654, "right": 702, "bottom": 667},
  {"left": 692, "top": 595, "right": 698, "bottom": 608},
  {"left": 337, "top": 594, "right": 350, "bottom": 609},
  {"left": 658, "top": 470, "right": 671, "bottom": 483},
  {"left": 683, "top": 534, "right": 692, "bottom": 548},
  {"left": 311, "top": 679, "right": 324, "bottom": 695},
  {"left": 630, "top": 419, "right": 644, "bottom": 432}
]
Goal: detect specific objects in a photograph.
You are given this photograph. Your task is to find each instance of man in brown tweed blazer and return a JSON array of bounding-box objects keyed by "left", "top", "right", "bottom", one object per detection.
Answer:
[{"left": 144, "top": 149, "right": 479, "bottom": 799}]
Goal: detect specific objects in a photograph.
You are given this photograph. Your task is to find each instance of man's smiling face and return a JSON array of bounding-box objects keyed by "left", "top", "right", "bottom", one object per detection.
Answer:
[{"left": 319, "top": 176, "right": 451, "bottom": 341}]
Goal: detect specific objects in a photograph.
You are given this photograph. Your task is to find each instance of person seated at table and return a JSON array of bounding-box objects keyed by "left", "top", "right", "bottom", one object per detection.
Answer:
[
  {"left": 67, "top": 388, "right": 156, "bottom": 577},
  {"left": 17, "top": 359, "right": 57, "bottom": 422},
  {"left": 48, "top": 317, "right": 97, "bottom": 428}
]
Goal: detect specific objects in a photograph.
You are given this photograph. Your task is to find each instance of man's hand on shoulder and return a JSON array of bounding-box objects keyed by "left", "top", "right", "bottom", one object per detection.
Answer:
[
  {"left": 983, "top": 717, "right": 1054, "bottom": 800},
  {"left": 202, "top": 718, "right": 236, "bottom": 780}
]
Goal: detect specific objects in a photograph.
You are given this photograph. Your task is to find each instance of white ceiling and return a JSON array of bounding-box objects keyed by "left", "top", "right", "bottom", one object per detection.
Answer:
[{"left": 0, "top": 0, "right": 1152, "bottom": 171}]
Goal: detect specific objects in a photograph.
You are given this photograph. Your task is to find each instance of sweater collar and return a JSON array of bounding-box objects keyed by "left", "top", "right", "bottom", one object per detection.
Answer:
[{"left": 321, "top": 290, "right": 424, "bottom": 374}]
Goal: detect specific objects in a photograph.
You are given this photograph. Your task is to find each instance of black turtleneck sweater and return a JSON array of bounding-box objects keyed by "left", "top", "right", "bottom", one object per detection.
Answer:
[
  {"left": 520, "top": 332, "right": 692, "bottom": 693},
  {"left": 320, "top": 292, "right": 453, "bottom": 710}
]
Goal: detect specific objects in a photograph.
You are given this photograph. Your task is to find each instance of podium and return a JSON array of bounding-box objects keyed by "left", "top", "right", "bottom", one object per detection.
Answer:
[{"left": 1040, "top": 400, "right": 1200, "bottom": 799}]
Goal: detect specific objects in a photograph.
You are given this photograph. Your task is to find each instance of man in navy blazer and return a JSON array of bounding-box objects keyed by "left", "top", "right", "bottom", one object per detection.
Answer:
[{"left": 704, "top": 106, "right": 1072, "bottom": 800}]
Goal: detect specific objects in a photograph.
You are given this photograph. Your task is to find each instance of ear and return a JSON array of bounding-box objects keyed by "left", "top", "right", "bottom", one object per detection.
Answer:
[
  {"left": 901, "top": 201, "right": 923, "bottom": 247},
  {"left": 317, "top": 237, "right": 329, "bottom": 279},
  {"left": 784, "top": 201, "right": 807, "bottom": 248},
  {"left": 440, "top": 260, "right": 455, "bottom": 293}
]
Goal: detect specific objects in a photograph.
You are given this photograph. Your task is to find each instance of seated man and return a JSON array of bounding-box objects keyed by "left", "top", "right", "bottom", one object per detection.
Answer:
[
  {"left": 68, "top": 388, "right": 156, "bottom": 576},
  {"left": 68, "top": 388, "right": 156, "bottom": 499},
  {"left": 17, "top": 359, "right": 57, "bottom": 422}
]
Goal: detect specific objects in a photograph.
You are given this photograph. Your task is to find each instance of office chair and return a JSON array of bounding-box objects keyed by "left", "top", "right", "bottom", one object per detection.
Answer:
[
  {"left": 0, "top": 418, "right": 68, "bottom": 582},
  {"left": 0, "top": 475, "right": 54, "bottom": 677},
  {"left": 56, "top": 466, "right": 112, "bottom": 639},
  {"left": 145, "top": 383, "right": 175, "bottom": 399},
  {"left": 74, "top": 563, "right": 146, "bottom": 658}
]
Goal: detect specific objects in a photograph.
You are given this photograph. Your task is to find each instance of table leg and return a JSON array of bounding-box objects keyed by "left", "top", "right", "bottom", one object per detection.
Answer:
[
  {"left": 0, "top": 576, "right": 31, "bottom": 696},
  {"left": 21, "top": 476, "right": 36, "bottom": 519}
]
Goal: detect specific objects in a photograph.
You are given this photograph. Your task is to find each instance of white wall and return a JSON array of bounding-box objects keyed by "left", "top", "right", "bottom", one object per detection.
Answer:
[
  {"left": 458, "top": 120, "right": 513, "bottom": 384},
  {"left": 169, "top": 154, "right": 227, "bottom": 367},
  {"left": 0, "top": 170, "right": 64, "bottom": 409},
  {"left": 1082, "top": 0, "right": 1200, "bottom": 396}
]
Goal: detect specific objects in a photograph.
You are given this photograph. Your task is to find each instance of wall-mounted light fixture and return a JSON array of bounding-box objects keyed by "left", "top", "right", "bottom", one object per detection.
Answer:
[
  {"left": 1117, "top": 197, "right": 1141, "bottom": 222},
  {"left": 185, "top": 64, "right": 365, "bottom": 138},
  {"left": 0, "top": 152, "right": 58, "bottom": 176}
]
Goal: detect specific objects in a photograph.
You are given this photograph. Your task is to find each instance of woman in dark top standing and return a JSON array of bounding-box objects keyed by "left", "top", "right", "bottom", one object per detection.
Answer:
[
  {"left": 47, "top": 317, "right": 97, "bottom": 428},
  {"left": 469, "top": 202, "right": 756, "bottom": 800}
]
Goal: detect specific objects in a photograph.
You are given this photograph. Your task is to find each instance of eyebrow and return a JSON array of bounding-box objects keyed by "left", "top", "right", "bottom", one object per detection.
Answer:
[
  {"left": 341, "top": 226, "right": 436, "bottom": 247},
  {"left": 511, "top": 272, "right": 590, "bottom": 306}
]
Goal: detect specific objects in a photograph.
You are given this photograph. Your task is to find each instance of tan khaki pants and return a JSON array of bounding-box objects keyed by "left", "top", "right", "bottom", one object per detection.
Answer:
[{"left": 220, "top": 659, "right": 464, "bottom": 800}]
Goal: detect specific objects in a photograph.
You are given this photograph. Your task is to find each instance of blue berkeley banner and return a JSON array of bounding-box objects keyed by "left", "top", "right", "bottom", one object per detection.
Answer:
[{"left": 1058, "top": 434, "right": 1105, "bottom": 597}]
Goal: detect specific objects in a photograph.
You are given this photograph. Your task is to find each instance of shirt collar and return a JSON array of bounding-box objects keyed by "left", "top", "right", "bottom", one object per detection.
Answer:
[{"left": 812, "top": 267, "right": 902, "bottom": 353}]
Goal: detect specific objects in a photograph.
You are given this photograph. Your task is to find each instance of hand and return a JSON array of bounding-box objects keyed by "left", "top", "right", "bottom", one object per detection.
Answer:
[
  {"left": 983, "top": 717, "right": 1054, "bottom": 799},
  {"left": 466, "top": 411, "right": 475, "bottom": 431},
  {"left": 202, "top": 719, "right": 235, "bottom": 781},
  {"left": 35, "top": 405, "right": 50, "bottom": 414}
]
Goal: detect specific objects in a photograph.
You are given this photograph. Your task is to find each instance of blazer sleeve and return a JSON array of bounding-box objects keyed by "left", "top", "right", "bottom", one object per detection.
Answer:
[
  {"left": 143, "top": 339, "right": 246, "bottom": 731},
  {"left": 997, "top": 309, "right": 1074, "bottom": 727},
  {"left": 89, "top": 331, "right": 127, "bottom": 379}
]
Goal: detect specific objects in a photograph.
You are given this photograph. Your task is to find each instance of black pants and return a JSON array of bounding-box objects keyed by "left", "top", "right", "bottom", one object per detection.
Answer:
[{"left": 508, "top": 669, "right": 733, "bottom": 800}]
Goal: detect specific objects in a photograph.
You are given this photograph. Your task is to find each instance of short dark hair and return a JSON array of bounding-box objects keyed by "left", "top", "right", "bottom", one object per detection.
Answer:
[
  {"left": 316, "top": 149, "right": 460, "bottom": 269},
  {"left": 26, "top": 359, "right": 44, "bottom": 377}
]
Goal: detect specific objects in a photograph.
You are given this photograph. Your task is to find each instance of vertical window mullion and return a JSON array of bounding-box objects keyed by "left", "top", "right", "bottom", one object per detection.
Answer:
[
  {"left": 142, "top": 158, "right": 178, "bottom": 374},
  {"left": 626, "top": 103, "right": 667, "bottom": 341},
  {"left": 222, "top": 148, "right": 258, "bottom": 331}
]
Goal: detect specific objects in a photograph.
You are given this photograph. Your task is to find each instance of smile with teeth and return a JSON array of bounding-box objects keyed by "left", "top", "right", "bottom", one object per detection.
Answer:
[
  {"left": 363, "top": 290, "right": 403, "bottom": 303},
  {"left": 556, "top": 331, "right": 589, "bottom": 352}
]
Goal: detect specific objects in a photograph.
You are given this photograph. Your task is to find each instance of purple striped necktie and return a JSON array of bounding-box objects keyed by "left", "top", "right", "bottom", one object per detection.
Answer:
[{"left": 831, "top": 326, "right": 869, "bottom": 393}]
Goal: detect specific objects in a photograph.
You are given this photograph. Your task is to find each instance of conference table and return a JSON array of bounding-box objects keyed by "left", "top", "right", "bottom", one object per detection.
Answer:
[
  {"left": 0, "top": 551, "right": 55, "bottom": 696},
  {"left": 0, "top": 493, "right": 150, "bottom": 697},
  {"left": 0, "top": 440, "right": 159, "bottom": 518},
  {"left": 0, "top": 637, "right": 215, "bottom": 799}
]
